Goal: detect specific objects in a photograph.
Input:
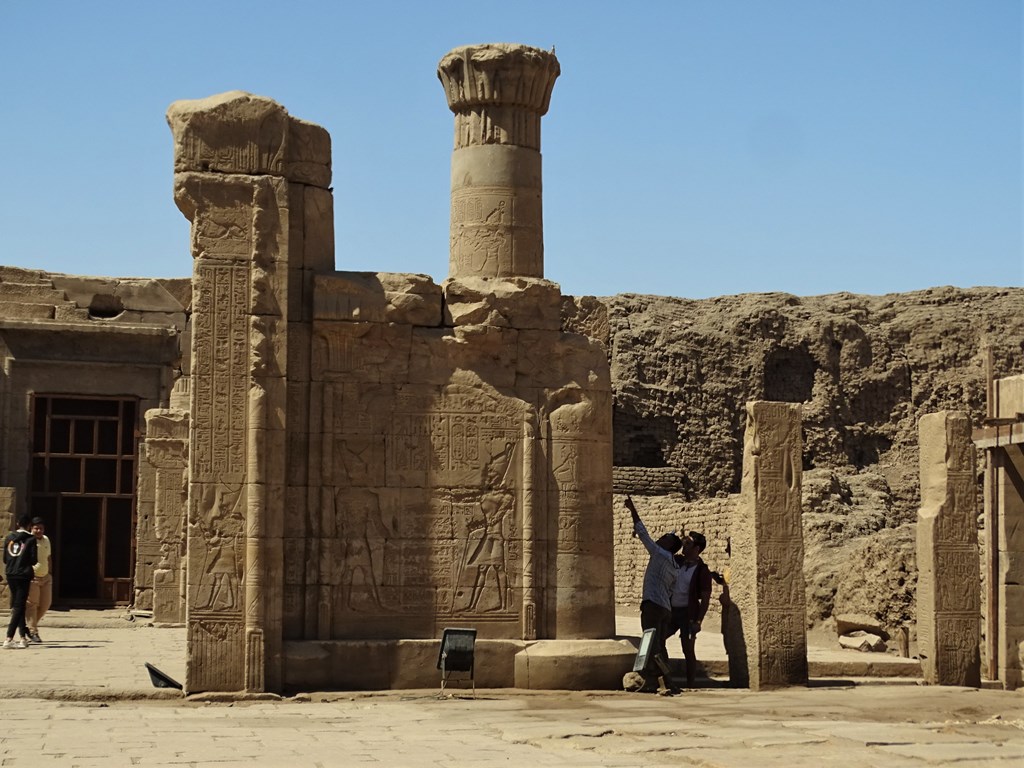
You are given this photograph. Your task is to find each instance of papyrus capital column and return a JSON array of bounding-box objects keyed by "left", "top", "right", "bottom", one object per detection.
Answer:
[{"left": 438, "top": 44, "right": 560, "bottom": 280}]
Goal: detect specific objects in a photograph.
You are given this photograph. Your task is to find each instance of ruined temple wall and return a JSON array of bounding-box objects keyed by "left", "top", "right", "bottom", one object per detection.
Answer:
[{"left": 297, "top": 272, "right": 615, "bottom": 644}]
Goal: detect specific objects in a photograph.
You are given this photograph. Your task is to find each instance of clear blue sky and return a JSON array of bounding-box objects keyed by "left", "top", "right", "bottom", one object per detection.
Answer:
[{"left": 1, "top": 0, "right": 1020, "bottom": 299}]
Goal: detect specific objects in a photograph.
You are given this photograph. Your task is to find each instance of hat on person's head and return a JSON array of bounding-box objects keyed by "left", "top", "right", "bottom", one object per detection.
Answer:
[
  {"left": 688, "top": 531, "right": 707, "bottom": 552},
  {"left": 661, "top": 532, "right": 682, "bottom": 553}
]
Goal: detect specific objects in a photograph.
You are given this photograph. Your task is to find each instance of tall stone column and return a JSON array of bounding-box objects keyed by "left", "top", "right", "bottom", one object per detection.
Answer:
[
  {"left": 917, "top": 411, "right": 981, "bottom": 686},
  {"left": 728, "top": 401, "right": 808, "bottom": 690},
  {"left": 437, "top": 44, "right": 560, "bottom": 280},
  {"left": 168, "top": 91, "right": 331, "bottom": 693}
]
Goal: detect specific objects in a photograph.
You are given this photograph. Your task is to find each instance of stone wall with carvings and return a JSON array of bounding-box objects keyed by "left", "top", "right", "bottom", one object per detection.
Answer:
[
  {"left": 167, "top": 45, "right": 618, "bottom": 694},
  {"left": 297, "top": 274, "right": 614, "bottom": 644}
]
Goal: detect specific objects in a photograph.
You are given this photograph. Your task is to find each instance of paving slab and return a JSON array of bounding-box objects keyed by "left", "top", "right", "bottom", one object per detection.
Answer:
[{"left": 0, "top": 610, "right": 1021, "bottom": 766}]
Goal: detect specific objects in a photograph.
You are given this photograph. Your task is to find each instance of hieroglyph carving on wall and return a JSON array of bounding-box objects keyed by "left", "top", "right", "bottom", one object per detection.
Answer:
[
  {"left": 730, "top": 401, "right": 808, "bottom": 690},
  {"left": 319, "top": 378, "right": 527, "bottom": 637},
  {"left": 192, "top": 263, "right": 249, "bottom": 483},
  {"left": 917, "top": 411, "right": 981, "bottom": 687}
]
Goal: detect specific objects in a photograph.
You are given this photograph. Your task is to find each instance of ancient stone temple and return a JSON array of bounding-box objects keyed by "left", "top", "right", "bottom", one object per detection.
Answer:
[
  {"left": 0, "top": 271, "right": 186, "bottom": 606},
  {"left": 917, "top": 411, "right": 981, "bottom": 687},
  {"left": 168, "top": 44, "right": 627, "bottom": 693},
  {"left": 727, "top": 400, "right": 808, "bottom": 690}
]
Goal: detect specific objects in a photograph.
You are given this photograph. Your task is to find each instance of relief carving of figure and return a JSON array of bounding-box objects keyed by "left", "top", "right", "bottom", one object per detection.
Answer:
[
  {"left": 195, "top": 484, "right": 245, "bottom": 612},
  {"left": 455, "top": 493, "right": 512, "bottom": 612},
  {"left": 338, "top": 491, "right": 390, "bottom": 612}
]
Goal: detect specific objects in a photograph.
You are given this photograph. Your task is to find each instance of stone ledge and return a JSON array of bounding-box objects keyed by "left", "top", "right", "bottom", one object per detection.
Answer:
[
  {"left": 282, "top": 637, "right": 639, "bottom": 692},
  {"left": 514, "top": 639, "right": 637, "bottom": 690}
]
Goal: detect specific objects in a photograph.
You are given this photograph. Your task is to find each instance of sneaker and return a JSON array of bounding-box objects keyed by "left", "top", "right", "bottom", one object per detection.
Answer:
[
  {"left": 1, "top": 639, "right": 12, "bottom": 649},
  {"left": 28, "top": 631, "right": 41, "bottom": 643},
  {"left": 12, "top": 638, "right": 27, "bottom": 649}
]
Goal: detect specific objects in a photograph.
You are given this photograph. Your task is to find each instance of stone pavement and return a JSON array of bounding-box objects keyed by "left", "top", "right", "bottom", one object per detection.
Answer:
[{"left": 0, "top": 611, "right": 1021, "bottom": 766}]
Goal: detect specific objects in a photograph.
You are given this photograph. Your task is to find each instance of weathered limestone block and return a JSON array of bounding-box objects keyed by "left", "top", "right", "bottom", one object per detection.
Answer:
[
  {"left": 560, "top": 295, "right": 609, "bottom": 347},
  {"left": 728, "top": 401, "right": 808, "bottom": 690},
  {"left": 834, "top": 613, "right": 890, "bottom": 640},
  {"left": 516, "top": 330, "right": 611, "bottom": 391},
  {"left": 379, "top": 273, "right": 443, "bottom": 327},
  {"left": 438, "top": 44, "right": 560, "bottom": 280},
  {"left": 313, "top": 272, "right": 442, "bottom": 327},
  {"left": 443, "top": 276, "right": 562, "bottom": 329},
  {"left": 167, "top": 91, "right": 330, "bottom": 188},
  {"left": 0, "top": 303, "right": 54, "bottom": 321},
  {"left": 0, "top": 282, "right": 66, "bottom": 302},
  {"left": 313, "top": 321, "right": 412, "bottom": 383},
  {"left": 918, "top": 411, "right": 981, "bottom": 686},
  {"left": 408, "top": 326, "right": 518, "bottom": 388}
]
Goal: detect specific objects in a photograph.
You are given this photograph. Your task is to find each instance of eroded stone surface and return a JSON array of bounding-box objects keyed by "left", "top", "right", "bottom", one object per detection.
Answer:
[
  {"left": 917, "top": 410, "right": 981, "bottom": 686},
  {"left": 134, "top": 408, "right": 189, "bottom": 622},
  {"left": 727, "top": 400, "right": 808, "bottom": 689}
]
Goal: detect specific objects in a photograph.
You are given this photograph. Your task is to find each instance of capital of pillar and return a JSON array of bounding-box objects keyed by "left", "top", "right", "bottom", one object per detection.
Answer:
[{"left": 438, "top": 44, "right": 560, "bottom": 280}]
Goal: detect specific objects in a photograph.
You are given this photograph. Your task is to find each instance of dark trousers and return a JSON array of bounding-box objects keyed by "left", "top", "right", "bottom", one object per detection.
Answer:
[
  {"left": 640, "top": 600, "right": 673, "bottom": 676},
  {"left": 670, "top": 606, "right": 699, "bottom": 685},
  {"left": 6, "top": 576, "right": 31, "bottom": 639}
]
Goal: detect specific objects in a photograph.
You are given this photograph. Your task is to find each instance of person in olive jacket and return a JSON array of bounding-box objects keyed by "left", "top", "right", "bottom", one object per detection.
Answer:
[{"left": 4, "top": 515, "right": 38, "bottom": 649}]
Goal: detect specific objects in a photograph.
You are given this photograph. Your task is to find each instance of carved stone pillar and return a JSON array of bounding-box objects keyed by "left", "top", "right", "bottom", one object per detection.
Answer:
[
  {"left": 728, "top": 401, "right": 808, "bottom": 690},
  {"left": 437, "top": 44, "right": 560, "bottom": 280},
  {"left": 168, "top": 91, "right": 330, "bottom": 693},
  {"left": 918, "top": 411, "right": 981, "bottom": 686},
  {"left": 152, "top": 408, "right": 189, "bottom": 625}
]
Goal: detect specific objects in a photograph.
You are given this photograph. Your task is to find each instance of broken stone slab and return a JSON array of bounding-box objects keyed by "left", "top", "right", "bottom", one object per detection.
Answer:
[
  {"left": 53, "top": 305, "right": 90, "bottom": 322},
  {"left": 839, "top": 632, "right": 887, "bottom": 652},
  {"left": 443, "top": 276, "right": 563, "bottom": 330},
  {"left": 835, "top": 613, "right": 890, "bottom": 641}
]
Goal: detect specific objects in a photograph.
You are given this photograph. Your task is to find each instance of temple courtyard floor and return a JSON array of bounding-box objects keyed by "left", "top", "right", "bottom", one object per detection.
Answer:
[{"left": 0, "top": 610, "right": 1020, "bottom": 767}]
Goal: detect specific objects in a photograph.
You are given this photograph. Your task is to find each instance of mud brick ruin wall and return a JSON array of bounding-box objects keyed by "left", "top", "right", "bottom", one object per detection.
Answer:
[{"left": 608, "top": 289, "right": 1024, "bottom": 639}]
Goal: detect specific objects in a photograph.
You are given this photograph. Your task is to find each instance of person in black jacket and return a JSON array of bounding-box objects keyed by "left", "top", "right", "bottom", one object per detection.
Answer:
[
  {"left": 668, "top": 531, "right": 713, "bottom": 687},
  {"left": 4, "top": 515, "right": 38, "bottom": 649}
]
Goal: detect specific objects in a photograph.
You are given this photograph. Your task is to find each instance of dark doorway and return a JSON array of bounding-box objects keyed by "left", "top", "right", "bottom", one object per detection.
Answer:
[{"left": 29, "top": 396, "right": 138, "bottom": 606}]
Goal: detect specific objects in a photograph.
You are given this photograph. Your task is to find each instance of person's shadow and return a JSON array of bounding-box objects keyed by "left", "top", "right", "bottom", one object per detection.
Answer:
[{"left": 721, "top": 595, "right": 749, "bottom": 688}]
